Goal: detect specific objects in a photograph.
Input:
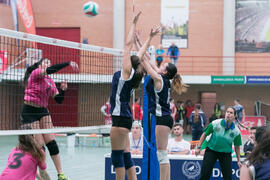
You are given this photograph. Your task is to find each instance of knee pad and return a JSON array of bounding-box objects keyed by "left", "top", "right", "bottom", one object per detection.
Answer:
[
  {"left": 157, "top": 150, "right": 169, "bottom": 164},
  {"left": 124, "top": 152, "right": 134, "bottom": 170},
  {"left": 46, "top": 140, "right": 59, "bottom": 156},
  {"left": 111, "top": 150, "right": 124, "bottom": 168}
]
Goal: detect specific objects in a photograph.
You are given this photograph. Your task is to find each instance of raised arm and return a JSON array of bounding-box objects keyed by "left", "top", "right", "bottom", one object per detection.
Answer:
[
  {"left": 122, "top": 12, "right": 141, "bottom": 79},
  {"left": 134, "top": 33, "right": 160, "bottom": 73}
]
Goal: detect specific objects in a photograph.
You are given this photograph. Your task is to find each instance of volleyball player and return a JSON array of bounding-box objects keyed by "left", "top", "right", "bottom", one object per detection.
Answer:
[
  {"left": 195, "top": 107, "right": 242, "bottom": 180},
  {"left": 21, "top": 58, "right": 78, "bottom": 180},
  {"left": 141, "top": 47, "right": 188, "bottom": 180},
  {"left": 109, "top": 11, "right": 159, "bottom": 180},
  {"left": 0, "top": 133, "right": 49, "bottom": 180}
]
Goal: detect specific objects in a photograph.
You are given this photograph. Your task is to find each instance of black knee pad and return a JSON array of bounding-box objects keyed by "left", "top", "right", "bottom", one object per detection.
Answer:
[
  {"left": 111, "top": 150, "right": 124, "bottom": 168},
  {"left": 124, "top": 152, "right": 134, "bottom": 169},
  {"left": 46, "top": 140, "right": 59, "bottom": 156}
]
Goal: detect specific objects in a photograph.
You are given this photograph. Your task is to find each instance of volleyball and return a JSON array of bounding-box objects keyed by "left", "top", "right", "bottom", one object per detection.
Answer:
[{"left": 83, "top": 1, "right": 99, "bottom": 17}]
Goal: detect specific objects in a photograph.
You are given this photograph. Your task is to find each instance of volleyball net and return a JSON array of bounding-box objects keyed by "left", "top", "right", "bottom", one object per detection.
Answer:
[{"left": 0, "top": 28, "right": 125, "bottom": 135}]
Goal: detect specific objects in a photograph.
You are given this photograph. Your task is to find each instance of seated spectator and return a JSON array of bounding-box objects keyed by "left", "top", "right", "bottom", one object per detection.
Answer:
[
  {"left": 240, "top": 126, "right": 270, "bottom": 180},
  {"left": 167, "top": 123, "right": 190, "bottom": 155},
  {"left": 188, "top": 104, "right": 207, "bottom": 141},
  {"left": 129, "top": 121, "right": 143, "bottom": 155},
  {"left": 244, "top": 126, "right": 257, "bottom": 157}
]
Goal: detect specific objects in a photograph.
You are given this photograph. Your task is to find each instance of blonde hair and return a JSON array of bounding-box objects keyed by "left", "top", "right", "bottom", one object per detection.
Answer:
[{"left": 171, "top": 74, "right": 189, "bottom": 95}]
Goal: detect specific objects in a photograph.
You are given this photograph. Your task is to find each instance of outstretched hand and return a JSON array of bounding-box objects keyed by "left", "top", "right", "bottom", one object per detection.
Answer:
[
  {"left": 133, "top": 11, "right": 142, "bottom": 24},
  {"left": 70, "top": 61, "right": 79, "bottom": 72},
  {"left": 150, "top": 26, "right": 161, "bottom": 37},
  {"left": 60, "top": 80, "right": 68, "bottom": 91}
]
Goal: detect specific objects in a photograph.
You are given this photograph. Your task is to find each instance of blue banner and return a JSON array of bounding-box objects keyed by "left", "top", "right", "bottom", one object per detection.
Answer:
[
  {"left": 105, "top": 155, "right": 240, "bottom": 180},
  {"left": 246, "top": 76, "right": 270, "bottom": 84}
]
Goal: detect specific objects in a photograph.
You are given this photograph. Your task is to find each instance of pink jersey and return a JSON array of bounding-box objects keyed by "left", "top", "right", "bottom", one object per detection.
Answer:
[
  {"left": 0, "top": 147, "right": 46, "bottom": 180},
  {"left": 24, "top": 68, "right": 58, "bottom": 108}
]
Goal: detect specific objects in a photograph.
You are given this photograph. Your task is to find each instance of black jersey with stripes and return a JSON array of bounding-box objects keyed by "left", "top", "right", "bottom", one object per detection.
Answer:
[
  {"left": 145, "top": 74, "right": 171, "bottom": 117},
  {"left": 110, "top": 69, "right": 136, "bottom": 118}
]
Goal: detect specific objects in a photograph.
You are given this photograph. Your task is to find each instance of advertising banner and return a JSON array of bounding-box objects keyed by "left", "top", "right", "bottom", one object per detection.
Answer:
[
  {"left": 240, "top": 116, "right": 266, "bottom": 135},
  {"left": 105, "top": 155, "right": 241, "bottom": 180},
  {"left": 235, "top": 0, "right": 270, "bottom": 52},
  {"left": 17, "top": 0, "right": 36, "bottom": 35},
  {"left": 211, "top": 76, "right": 245, "bottom": 84},
  {"left": 246, "top": 76, "right": 270, "bottom": 84},
  {"left": 161, "top": 0, "right": 189, "bottom": 48}
]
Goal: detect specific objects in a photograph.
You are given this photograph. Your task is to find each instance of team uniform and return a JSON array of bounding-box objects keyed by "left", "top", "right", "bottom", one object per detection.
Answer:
[
  {"left": 167, "top": 138, "right": 190, "bottom": 153},
  {"left": 200, "top": 119, "right": 242, "bottom": 180},
  {"left": 0, "top": 147, "right": 46, "bottom": 180},
  {"left": 248, "top": 159, "right": 270, "bottom": 180},
  {"left": 21, "top": 68, "right": 58, "bottom": 124},
  {"left": 110, "top": 68, "right": 136, "bottom": 130},
  {"left": 145, "top": 74, "right": 173, "bottom": 129}
]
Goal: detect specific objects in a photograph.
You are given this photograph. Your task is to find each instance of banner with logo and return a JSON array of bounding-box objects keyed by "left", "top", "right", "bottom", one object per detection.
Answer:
[
  {"left": 17, "top": 0, "right": 36, "bottom": 35},
  {"left": 240, "top": 116, "right": 266, "bottom": 135},
  {"left": 211, "top": 76, "right": 245, "bottom": 84},
  {"left": 161, "top": 0, "right": 189, "bottom": 48},
  {"left": 105, "top": 155, "right": 241, "bottom": 180},
  {"left": 0, "top": 51, "right": 8, "bottom": 73}
]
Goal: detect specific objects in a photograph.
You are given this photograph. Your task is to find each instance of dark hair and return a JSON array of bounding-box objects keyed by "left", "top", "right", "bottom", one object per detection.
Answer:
[
  {"left": 173, "top": 123, "right": 183, "bottom": 128},
  {"left": 165, "top": 63, "right": 177, "bottom": 80},
  {"left": 250, "top": 126, "right": 257, "bottom": 131},
  {"left": 23, "top": 58, "right": 45, "bottom": 87},
  {"left": 235, "top": 99, "right": 240, "bottom": 103},
  {"left": 18, "top": 133, "right": 44, "bottom": 162},
  {"left": 165, "top": 64, "right": 189, "bottom": 95},
  {"left": 246, "top": 127, "right": 270, "bottom": 165},
  {"left": 194, "top": 104, "right": 201, "bottom": 123},
  {"left": 214, "top": 103, "right": 220, "bottom": 111},
  {"left": 255, "top": 126, "right": 268, "bottom": 143},
  {"left": 130, "top": 55, "right": 144, "bottom": 89}
]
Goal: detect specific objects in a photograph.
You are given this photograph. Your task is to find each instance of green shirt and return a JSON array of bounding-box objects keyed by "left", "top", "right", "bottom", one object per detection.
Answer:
[{"left": 204, "top": 119, "right": 242, "bottom": 153}]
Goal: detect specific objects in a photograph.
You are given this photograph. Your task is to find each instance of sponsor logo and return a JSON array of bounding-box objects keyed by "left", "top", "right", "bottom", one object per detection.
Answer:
[{"left": 182, "top": 161, "right": 201, "bottom": 179}]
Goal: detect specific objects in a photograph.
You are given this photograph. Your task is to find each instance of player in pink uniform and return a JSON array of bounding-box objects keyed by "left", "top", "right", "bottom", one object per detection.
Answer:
[
  {"left": 20, "top": 58, "right": 78, "bottom": 180},
  {"left": 0, "top": 134, "right": 48, "bottom": 180}
]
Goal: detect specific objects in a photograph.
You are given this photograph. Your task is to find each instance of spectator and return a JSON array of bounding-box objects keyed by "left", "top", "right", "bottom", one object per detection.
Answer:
[
  {"left": 209, "top": 103, "right": 221, "bottom": 123},
  {"left": 240, "top": 126, "right": 270, "bottom": 180},
  {"left": 233, "top": 99, "right": 246, "bottom": 124},
  {"left": 155, "top": 44, "right": 165, "bottom": 67},
  {"left": 170, "top": 98, "right": 177, "bottom": 123},
  {"left": 188, "top": 104, "right": 207, "bottom": 141},
  {"left": 167, "top": 123, "right": 190, "bottom": 155},
  {"left": 100, "top": 98, "right": 112, "bottom": 125},
  {"left": 166, "top": 42, "right": 180, "bottom": 66},
  {"left": 129, "top": 121, "right": 143, "bottom": 155},
  {"left": 243, "top": 126, "right": 256, "bottom": 157},
  {"left": 185, "top": 100, "right": 194, "bottom": 134},
  {"left": 133, "top": 97, "right": 143, "bottom": 121},
  {"left": 176, "top": 100, "right": 185, "bottom": 125}
]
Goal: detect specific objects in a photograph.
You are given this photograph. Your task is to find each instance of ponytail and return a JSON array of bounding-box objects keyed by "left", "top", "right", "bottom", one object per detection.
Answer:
[
  {"left": 23, "top": 58, "right": 45, "bottom": 87},
  {"left": 193, "top": 104, "right": 201, "bottom": 123},
  {"left": 171, "top": 74, "right": 188, "bottom": 95}
]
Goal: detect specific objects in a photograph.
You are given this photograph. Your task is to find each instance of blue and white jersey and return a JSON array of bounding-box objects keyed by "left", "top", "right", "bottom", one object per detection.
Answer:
[
  {"left": 146, "top": 74, "right": 171, "bottom": 117},
  {"left": 110, "top": 69, "right": 136, "bottom": 118},
  {"left": 234, "top": 104, "right": 244, "bottom": 122}
]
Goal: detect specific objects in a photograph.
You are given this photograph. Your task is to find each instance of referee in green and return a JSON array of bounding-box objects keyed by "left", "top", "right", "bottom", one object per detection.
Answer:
[{"left": 195, "top": 107, "right": 242, "bottom": 180}]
